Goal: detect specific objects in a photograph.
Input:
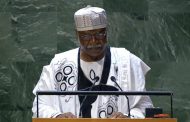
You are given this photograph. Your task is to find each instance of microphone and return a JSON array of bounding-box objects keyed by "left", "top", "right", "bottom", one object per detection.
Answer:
[
  {"left": 110, "top": 76, "right": 131, "bottom": 117},
  {"left": 79, "top": 76, "right": 99, "bottom": 118}
]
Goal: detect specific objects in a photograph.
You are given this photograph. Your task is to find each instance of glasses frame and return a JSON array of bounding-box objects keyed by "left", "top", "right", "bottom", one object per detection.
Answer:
[{"left": 79, "top": 31, "right": 107, "bottom": 41}]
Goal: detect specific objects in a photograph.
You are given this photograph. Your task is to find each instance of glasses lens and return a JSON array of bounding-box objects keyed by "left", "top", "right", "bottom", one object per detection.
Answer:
[
  {"left": 80, "top": 35, "right": 91, "bottom": 41},
  {"left": 95, "top": 32, "right": 106, "bottom": 40},
  {"left": 80, "top": 31, "right": 106, "bottom": 41}
]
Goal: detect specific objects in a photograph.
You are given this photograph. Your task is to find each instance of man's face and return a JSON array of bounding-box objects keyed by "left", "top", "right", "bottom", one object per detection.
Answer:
[{"left": 77, "top": 28, "right": 107, "bottom": 58}]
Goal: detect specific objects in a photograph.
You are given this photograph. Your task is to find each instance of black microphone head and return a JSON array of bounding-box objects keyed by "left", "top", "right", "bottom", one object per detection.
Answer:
[
  {"left": 110, "top": 76, "right": 116, "bottom": 82},
  {"left": 110, "top": 76, "right": 122, "bottom": 92}
]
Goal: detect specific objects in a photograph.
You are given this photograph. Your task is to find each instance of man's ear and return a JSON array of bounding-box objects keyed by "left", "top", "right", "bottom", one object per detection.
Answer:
[
  {"left": 75, "top": 30, "right": 81, "bottom": 45},
  {"left": 75, "top": 29, "right": 78, "bottom": 37}
]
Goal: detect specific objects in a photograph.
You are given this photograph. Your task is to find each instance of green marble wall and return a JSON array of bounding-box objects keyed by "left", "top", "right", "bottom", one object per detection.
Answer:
[{"left": 0, "top": 0, "right": 190, "bottom": 122}]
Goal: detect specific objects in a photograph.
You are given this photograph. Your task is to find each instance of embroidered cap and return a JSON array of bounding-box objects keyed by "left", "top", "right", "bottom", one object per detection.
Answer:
[{"left": 74, "top": 5, "right": 107, "bottom": 31}]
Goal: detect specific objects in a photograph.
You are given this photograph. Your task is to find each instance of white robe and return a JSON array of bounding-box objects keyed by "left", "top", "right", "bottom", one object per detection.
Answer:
[{"left": 32, "top": 47, "right": 153, "bottom": 118}]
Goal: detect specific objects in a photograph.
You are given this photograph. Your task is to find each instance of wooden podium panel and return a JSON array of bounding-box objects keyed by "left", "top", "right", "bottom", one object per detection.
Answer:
[{"left": 33, "top": 118, "right": 177, "bottom": 122}]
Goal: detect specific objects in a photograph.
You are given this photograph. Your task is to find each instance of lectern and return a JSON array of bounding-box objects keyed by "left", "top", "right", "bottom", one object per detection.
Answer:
[
  {"left": 35, "top": 91, "right": 177, "bottom": 122},
  {"left": 32, "top": 118, "right": 177, "bottom": 122}
]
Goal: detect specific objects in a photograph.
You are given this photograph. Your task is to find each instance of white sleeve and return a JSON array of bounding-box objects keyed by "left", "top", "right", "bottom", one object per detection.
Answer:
[
  {"left": 128, "top": 54, "right": 153, "bottom": 118},
  {"left": 130, "top": 95, "right": 153, "bottom": 118},
  {"left": 32, "top": 65, "right": 61, "bottom": 118}
]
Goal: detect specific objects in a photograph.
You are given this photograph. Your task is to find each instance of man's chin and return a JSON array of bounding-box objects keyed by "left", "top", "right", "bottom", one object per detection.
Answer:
[{"left": 88, "top": 48, "right": 106, "bottom": 57}]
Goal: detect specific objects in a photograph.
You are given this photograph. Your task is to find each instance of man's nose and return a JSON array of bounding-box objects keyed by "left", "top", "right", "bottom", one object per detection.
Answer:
[{"left": 91, "top": 35, "right": 96, "bottom": 42}]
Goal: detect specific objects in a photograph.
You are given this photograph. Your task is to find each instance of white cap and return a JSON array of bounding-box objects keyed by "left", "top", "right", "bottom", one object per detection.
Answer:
[{"left": 74, "top": 5, "right": 107, "bottom": 31}]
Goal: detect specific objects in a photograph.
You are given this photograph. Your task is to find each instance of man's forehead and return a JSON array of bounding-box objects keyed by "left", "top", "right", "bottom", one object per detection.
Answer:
[{"left": 78, "top": 28, "right": 106, "bottom": 34}]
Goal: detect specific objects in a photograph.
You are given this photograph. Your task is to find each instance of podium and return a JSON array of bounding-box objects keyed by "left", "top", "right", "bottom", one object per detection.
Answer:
[
  {"left": 32, "top": 118, "right": 177, "bottom": 122},
  {"left": 35, "top": 91, "right": 176, "bottom": 122}
]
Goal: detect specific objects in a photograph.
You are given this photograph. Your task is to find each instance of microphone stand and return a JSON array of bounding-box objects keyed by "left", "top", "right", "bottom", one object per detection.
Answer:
[{"left": 111, "top": 76, "right": 131, "bottom": 117}]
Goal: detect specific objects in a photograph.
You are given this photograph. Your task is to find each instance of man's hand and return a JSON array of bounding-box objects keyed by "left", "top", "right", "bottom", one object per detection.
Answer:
[
  {"left": 56, "top": 112, "right": 77, "bottom": 118},
  {"left": 110, "top": 112, "right": 129, "bottom": 118}
]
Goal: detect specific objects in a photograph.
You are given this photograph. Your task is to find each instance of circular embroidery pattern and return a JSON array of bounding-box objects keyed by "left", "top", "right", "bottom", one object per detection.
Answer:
[
  {"left": 55, "top": 72, "right": 63, "bottom": 82},
  {"left": 55, "top": 61, "right": 77, "bottom": 91},
  {"left": 98, "top": 96, "right": 118, "bottom": 118}
]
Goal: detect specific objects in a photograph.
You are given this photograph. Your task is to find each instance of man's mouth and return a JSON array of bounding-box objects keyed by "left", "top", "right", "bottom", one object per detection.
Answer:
[{"left": 86, "top": 44, "right": 102, "bottom": 49}]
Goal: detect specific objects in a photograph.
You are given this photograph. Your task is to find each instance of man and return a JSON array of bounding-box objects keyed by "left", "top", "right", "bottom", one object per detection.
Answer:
[{"left": 32, "top": 6, "right": 153, "bottom": 118}]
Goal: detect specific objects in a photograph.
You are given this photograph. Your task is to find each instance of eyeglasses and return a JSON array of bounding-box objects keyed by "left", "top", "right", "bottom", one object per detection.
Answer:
[{"left": 79, "top": 31, "right": 106, "bottom": 41}]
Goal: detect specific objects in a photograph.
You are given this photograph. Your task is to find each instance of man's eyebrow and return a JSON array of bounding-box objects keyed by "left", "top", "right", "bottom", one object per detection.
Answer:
[{"left": 78, "top": 28, "right": 105, "bottom": 34}]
